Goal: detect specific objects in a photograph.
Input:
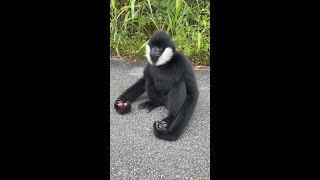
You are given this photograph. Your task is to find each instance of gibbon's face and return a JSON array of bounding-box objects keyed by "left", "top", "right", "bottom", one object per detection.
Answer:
[{"left": 146, "top": 31, "right": 176, "bottom": 66}]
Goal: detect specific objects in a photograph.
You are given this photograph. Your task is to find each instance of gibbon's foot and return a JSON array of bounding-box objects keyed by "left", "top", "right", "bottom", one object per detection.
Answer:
[
  {"left": 153, "top": 120, "right": 179, "bottom": 141},
  {"left": 153, "top": 116, "right": 180, "bottom": 141},
  {"left": 114, "top": 99, "right": 131, "bottom": 114},
  {"left": 155, "top": 116, "right": 173, "bottom": 129},
  {"left": 138, "top": 101, "right": 157, "bottom": 113}
]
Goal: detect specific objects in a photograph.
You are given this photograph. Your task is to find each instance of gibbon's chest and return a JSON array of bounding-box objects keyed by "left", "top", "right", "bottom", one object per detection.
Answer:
[{"left": 147, "top": 66, "right": 181, "bottom": 92}]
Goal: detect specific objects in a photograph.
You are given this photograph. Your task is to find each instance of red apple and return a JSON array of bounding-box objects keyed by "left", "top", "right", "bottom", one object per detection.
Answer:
[{"left": 117, "top": 103, "right": 125, "bottom": 108}]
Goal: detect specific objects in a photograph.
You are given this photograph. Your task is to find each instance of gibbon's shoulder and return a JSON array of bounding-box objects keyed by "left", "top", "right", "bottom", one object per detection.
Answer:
[{"left": 171, "top": 51, "right": 193, "bottom": 69}]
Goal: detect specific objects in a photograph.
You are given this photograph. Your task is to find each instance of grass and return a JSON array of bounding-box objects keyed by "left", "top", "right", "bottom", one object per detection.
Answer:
[{"left": 110, "top": 0, "right": 210, "bottom": 66}]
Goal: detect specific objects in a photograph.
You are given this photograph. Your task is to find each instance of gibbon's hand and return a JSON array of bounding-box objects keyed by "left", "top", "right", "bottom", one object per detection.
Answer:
[{"left": 114, "top": 99, "right": 131, "bottom": 114}]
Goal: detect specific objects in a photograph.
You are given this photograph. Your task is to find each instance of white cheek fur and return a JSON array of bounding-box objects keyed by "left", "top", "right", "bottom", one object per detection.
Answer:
[
  {"left": 155, "top": 47, "right": 173, "bottom": 66},
  {"left": 145, "top": 45, "right": 153, "bottom": 65}
]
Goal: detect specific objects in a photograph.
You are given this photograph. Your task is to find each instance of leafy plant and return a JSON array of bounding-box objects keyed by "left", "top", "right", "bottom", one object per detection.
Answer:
[{"left": 110, "top": 0, "right": 210, "bottom": 65}]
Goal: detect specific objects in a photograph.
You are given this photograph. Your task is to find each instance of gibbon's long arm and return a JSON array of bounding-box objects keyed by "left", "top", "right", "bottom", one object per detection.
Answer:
[
  {"left": 118, "top": 78, "right": 145, "bottom": 102},
  {"left": 114, "top": 78, "right": 146, "bottom": 114},
  {"left": 154, "top": 78, "right": 199, "bottom": 141}
]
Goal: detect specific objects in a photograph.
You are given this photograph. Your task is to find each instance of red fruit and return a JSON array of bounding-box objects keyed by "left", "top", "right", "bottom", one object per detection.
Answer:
[{"left": 117, "top": 103, "right": 125, "bottom": 108}]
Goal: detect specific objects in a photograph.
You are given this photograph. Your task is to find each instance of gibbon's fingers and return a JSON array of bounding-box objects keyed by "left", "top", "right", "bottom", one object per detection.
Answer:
[{"left": 155, "top": 120, "right": 168, "bottom": 129}]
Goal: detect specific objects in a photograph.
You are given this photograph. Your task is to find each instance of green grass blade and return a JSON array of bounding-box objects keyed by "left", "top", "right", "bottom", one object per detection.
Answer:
[
  {"left": 147, "top": 0, "right": 153, "bottom": 17},
  {"left": 130, "top": 0, "right": 136, "bottom": 19},
  {"left": 137, "top": 40, "right": 149, "bottom": 53},
  {"left": 197, "top": 32, "right": 201, "bottom": 52}
]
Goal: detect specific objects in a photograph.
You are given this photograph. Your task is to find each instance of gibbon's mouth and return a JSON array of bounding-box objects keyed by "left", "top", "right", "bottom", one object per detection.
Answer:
[
  {"left": 150, "top": 54, "right": 160, "bottom": 59},
  {"left": 151, "top": 54, "right": 160, "bottom": 58},
  {"left": 150, "top": 56, "right": 159, "bottom": 63}
]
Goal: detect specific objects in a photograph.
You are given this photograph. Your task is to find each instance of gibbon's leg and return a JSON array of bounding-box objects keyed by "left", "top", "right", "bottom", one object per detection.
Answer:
[
  {"left": 155, "top": 82, "right": 186, "bottom": 129},
  {"left": 138, "top": 78, "right": 162, "bottom": 112},
  {"left": 114, "top": 78, "right": 145, "bottom": 114},
  {"left": 153, "top": 83, "right": 198, "bottom": 141}
]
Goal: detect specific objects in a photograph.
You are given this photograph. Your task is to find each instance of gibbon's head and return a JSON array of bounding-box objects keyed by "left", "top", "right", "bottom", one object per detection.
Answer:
[{"left": 146, "top": 31, "right": 176, "bottom": 66}]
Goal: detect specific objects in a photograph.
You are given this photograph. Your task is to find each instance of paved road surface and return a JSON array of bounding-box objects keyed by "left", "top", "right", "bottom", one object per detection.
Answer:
[{"left": 110, "top": 57, "right": 211, "bottom": 179}]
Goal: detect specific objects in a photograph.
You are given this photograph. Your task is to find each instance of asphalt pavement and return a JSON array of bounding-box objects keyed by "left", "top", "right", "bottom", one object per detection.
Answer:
[{"left": 110, "top": 57, "right": 211, "bottom": 180}]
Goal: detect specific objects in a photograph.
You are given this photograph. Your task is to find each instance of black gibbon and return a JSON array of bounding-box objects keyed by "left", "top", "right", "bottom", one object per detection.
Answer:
[{"left": 114, "top": 31, "right": 199, "bottom": 141}]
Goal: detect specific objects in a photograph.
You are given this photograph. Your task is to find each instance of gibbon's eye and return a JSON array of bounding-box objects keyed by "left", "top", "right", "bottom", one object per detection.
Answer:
[{"left": 150, "top": 46, "right": 161, "bottom": 56}]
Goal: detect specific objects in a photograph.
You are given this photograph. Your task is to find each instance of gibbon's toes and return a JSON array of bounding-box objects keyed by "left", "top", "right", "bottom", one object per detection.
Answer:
[
  {"left": 138, "top": 102, "right": 147, "bottom": 109},
  {"left": 155, "top": 120, "right": 168, "bottom": 129},
  {"left": 153, "top": 121, "right": 179, "bottom": 141},
  {"left": 147, "top": 105, "right": 157, "bottom": 113},
  {"left": 138, "top": 101, "right": 153, "bottom": 110}
]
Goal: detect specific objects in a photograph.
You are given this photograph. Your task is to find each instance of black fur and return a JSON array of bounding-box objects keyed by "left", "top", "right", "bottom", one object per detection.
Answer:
[{"left": 114, "top": 31, "right": 199, "bottom": 141}]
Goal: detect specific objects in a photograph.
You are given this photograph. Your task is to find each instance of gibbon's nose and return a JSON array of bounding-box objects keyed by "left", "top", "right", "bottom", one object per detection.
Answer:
[{"left": 150, "top": 47, "right": 161, "bottom": 56}]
